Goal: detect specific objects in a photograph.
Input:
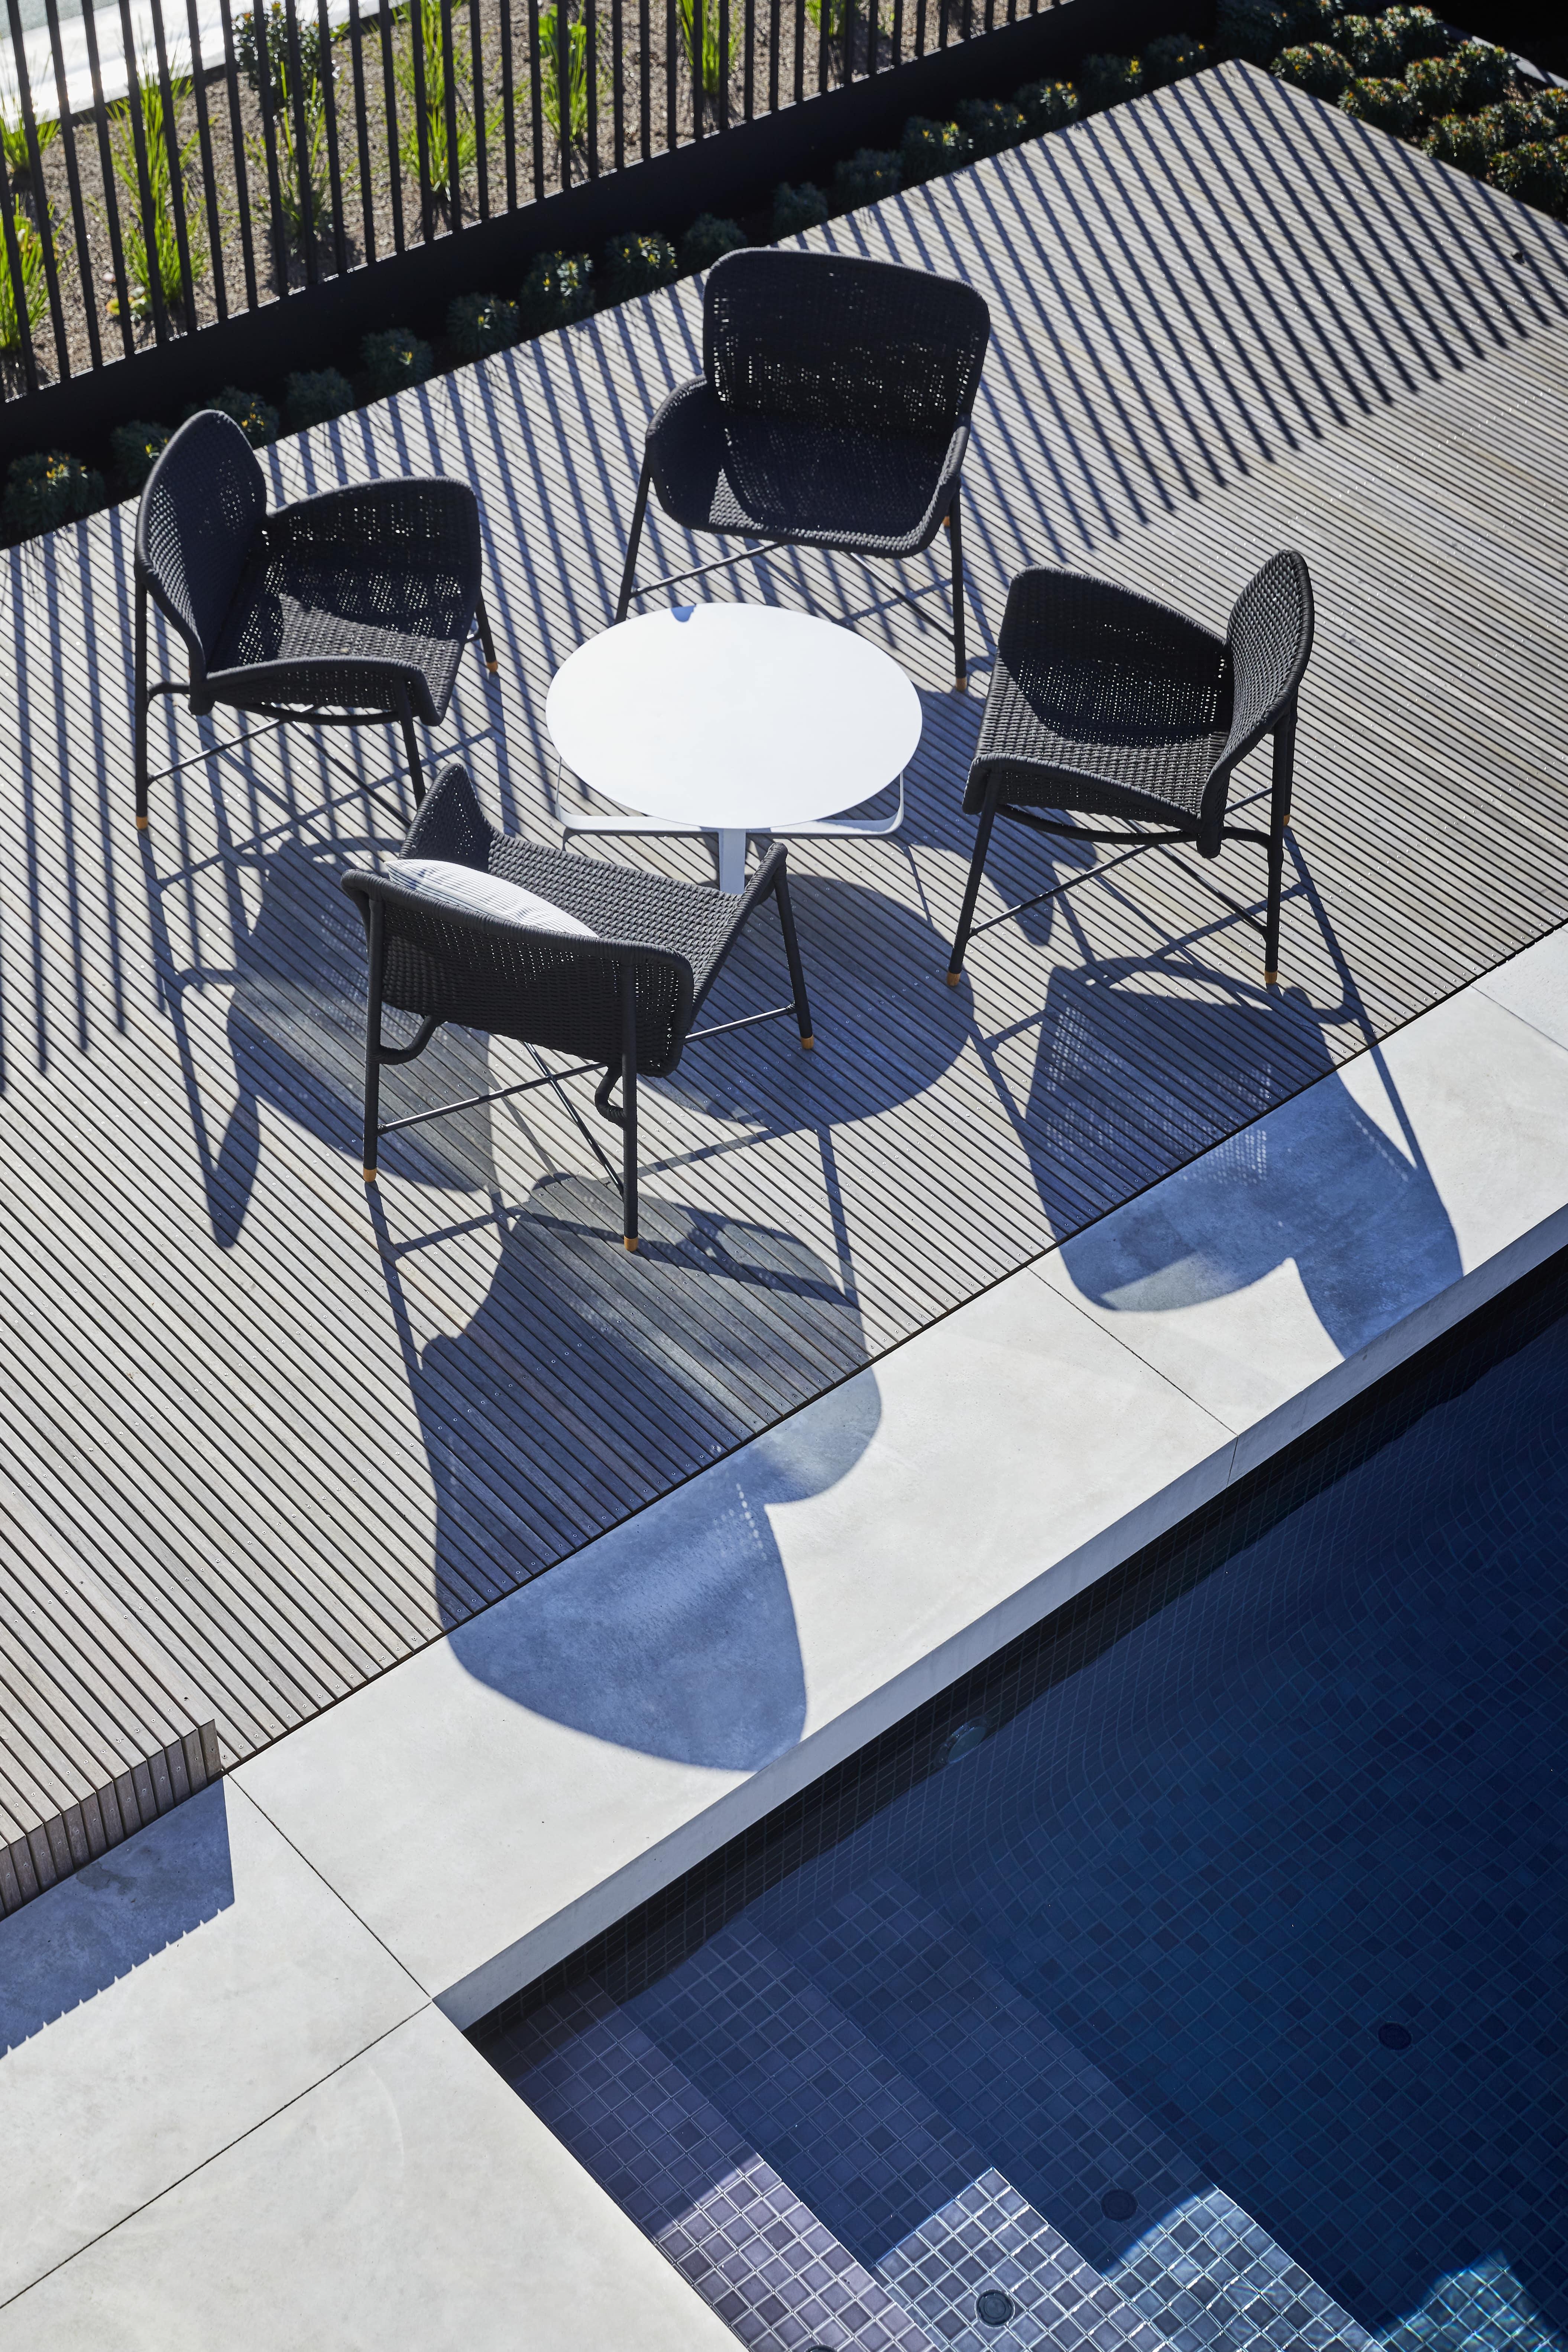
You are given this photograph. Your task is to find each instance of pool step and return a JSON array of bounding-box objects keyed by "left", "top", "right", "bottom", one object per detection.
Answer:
[
  {"left": 779, "top": 1873, "right": 1377, "bottom": 2352},
  {"left": 628, "top": 1917, "right": 1167, "bottom": 2351},
  {"left": 499, "top": 1976, "right": 941, "bottom": 2352}
]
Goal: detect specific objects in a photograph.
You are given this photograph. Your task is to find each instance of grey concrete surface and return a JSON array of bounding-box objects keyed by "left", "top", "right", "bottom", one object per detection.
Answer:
[
  {"left": 0, "top": 2005, "right": 738, "bottom": 2352},
  {"left": 1477, "top": 923, "right": 1568, "bottom": 1053},
  {"left": 0, "top": 1780, "right": 424, "bottom": 2306}
]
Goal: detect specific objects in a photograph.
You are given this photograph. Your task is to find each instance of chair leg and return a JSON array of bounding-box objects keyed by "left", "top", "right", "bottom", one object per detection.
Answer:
[
  {"left": 474, "top": 590, "right": 498, "bottom": 674},
  {"left": 362, "top": 900, "right": 385, "bottom": 1181},
  {"left": 615, "top": 453, "right": 653, "bottom": 626},
  {"left": 134, "top": 571, "right": 151, "bottom": 829},
  {"left": 946, "top": 781, "right": 999, "bottom": 984},
  {"left": 947, "top": 487, "right": 966, "bottom": 693},
  {"left": 773, "top": 864, "right": 814, "bottom": 1048},
  {"left": 620, "top": 961, "right": 639, "bottom": 1251},
  {"left": 1264, "top": 705, "right": 1295, "bottom": 988},
  {"left": 395, "top": 684, "right": 425, "bottom": 806}
]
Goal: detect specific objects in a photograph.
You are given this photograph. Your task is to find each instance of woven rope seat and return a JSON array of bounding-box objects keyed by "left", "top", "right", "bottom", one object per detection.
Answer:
[
  {"left": 948, "top": 554, "right": 1314, "bottom": 989},
  {"left": 133, "top": 410, "right": 496, "bottom": 825},
  {"left": 616, "top": 249, "right": 991, "bottom": 686},
  {"left": 341, "top": 762, "right": 814, "bottom": 1249}
]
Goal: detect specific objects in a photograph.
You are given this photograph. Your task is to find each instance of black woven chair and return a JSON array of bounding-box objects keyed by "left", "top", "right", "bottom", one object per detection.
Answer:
[
  {"left": 134, "top": 409, "right": 497, "bottom": 826},
  {"left": 615, "top": 249, "right": 991, "bottom": 688},
  {"left": 946, "top": 554, "right": 1314, "bottom": 989},
  {"left": 341, "top": 763, "right": 814, "bottom": 1251}
]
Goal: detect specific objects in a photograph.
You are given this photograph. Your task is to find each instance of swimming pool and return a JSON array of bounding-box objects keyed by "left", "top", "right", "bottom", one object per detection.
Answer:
[{"left": 477, "top": 1252, "right": 1567, "bottom": 2352}]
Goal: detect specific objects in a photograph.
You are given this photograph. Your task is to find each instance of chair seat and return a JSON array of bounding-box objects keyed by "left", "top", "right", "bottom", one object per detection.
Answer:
[
  {"left": 650, "top": 385, "right": 956, "bottom": 556},
  {"left": 208, "top": 547, "right": 473, "bottom": 721},
  {"left": 485, "top": 833, "right": 742, "bottom": 1002},
  {"left": 976, "top": 649, "right": 1230, "bottom": 826}
]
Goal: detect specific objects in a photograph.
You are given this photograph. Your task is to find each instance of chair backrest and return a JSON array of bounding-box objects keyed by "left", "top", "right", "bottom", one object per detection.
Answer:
[
  {"left": 136, "top": 410, "right": 267, "bottom": 671},
  {"left": 703, "top": 249, "right": 991, "bottom": 442},
  {"left": 1223, "top": 551, "right": 1314, "bottom": 758}
]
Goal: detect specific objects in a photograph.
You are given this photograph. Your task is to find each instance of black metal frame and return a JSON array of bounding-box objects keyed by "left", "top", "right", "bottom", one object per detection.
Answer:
[{"left": 348, "top": 769, "right": 814, "bottom": 1252}]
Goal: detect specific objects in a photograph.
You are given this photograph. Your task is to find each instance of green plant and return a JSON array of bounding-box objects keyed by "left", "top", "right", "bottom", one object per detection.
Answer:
[
  {"left": 106, "top": 56, "right": 206, "bottom": 326},
  {"left": 678, "top": 213, "right": 745, "bottom": 273},
  {"left": 1143, "top": 33, "right": 1209, "bottom": 86},
  {"left": 236, "top": 2, "right": 330, "bottom": 105},
  {"left": 602, "top": 230, "right": 678, "bottom": 301},
  {"left": 900, "top": 116, "right": 971, "bottom": 185},
  {"left": 185, "top": 385, "right": 279, "bottom": 443},
  {"left": 832, "top": 147, "right": 901, "bottom": 211},
  {"left": 1273, "top": 41, "right": 1353, "bottom": 95},
  {"left": 1488, "top": 135, "right": 1568, "bottom": 217},
  {"left": 239, "top": 1, "right": 335, "bottom": 240},
  {"left": 803, "top": 0, "right": 851, "bottom": 39},
  {"left": 0, "top": 59, "right": 59, "bottom": 178},
  {"left": 0, "top": 206, "right": 47, "bottom": 355},
  {"left": 679, "top": 0, "right": 728, "bottom": 98},
  {"left": 4, "top": 449, "right": 103, "bottom": 538},
  {"left": 362, "top": 326, "right": 434, "bottom": 395},
  {"left": 284, "top": 367, "right": 355, "bottom": 430},
  {"left": 446, "top": 290, "right": 521, "bottom": 356},
  {"left": 518, "top": 248, "right": 594, "bottom": 332},
  {"left": 1340, "top": 72, "right": 1422, "bottom": 134},
  {"left": 770, "top": 180, "right": 828, "bottom": 237},
  {"left": 1216, "top": 0, "right": 1292, "bottom": 64},
  {"left": 1077, "top": 52, "right": 1144, "bottom": 111},
  {"left": 1422, "top": 109, "right": 1499, "bottom": 171},
  {"left": 1337, "top": 13, "right": 1402, "bottom": 75},
  {"left": 108, "top": 418, "right": 172, "bottom": 492},
  {"left": 539, "top": 2, "right": 588, "bottom": 146},
  {"left": 395, "top": 0, "right": 503, "bottom": 195},
  {"left": 954, "top": 97, "right": 1026, "bottom": 156},
  {"left": 1013, "top": 78, "right": 1079, "bottom": 134},
  {"left": 1378, "top": 6, "right": 1449, "bottom": 62},
  {"left": 1404, "top": 42, "right": 1511, "bottom": 117}
]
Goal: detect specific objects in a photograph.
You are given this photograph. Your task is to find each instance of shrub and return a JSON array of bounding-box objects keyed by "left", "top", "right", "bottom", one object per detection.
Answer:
[
  {"left": 518, "top": 248, "right": 594, "bottom": 332},
  {"left": 901, "top": 115, "right": 972, "bottom": 184},
  {"left": 678, "top": 213, "right": 745, "bottom": 274},
  {"left": 1488, "top": 136, "right": 1568, "bottom": 217},
  {"left": 1405, "top": 42, "right": 1512, "bottom": 118},
  {"left": 1519, "top": 88, "right": 1568, "bottom": 140},
  {"left": 109, "top": 420, "right": 172, "bottom": 494},
  {"left": 1339, "top": 73, "right": 1422, "bottom": 135},
  {"left": 1378, "top": 5, "right": 1449, "bottom": 62},
  {"left": 1013, "top": 78, "right": 1079, "bottom": 133},
  {"left": 1077, "top": 53, "right": 1144, "bottom": 112},
  {"left": 954, "top": 97, "right": 1027, "bottom": 155},
  {"left": 770, "top": 179, "right": 828, "bottom": 236},
  {"left": 283, "top": 368, "right": 354, "bottom": 432},
  {"left": 1423, "top": 110, "right": 1501, "bottom": 171},
  {"left": 1215, "top": 0, "right": 1293, "bottom": 65},
  {"left": 188, "top": 386, "right": 279, "bottom": 444},
  {"left": 1143, "top": 33, "right": 1210, "bottom": 86},
  {"left": 602, "top": 230, "right": 679, "bottom": 303},
  {"left": 1336, "top": 12, "right": 1402, "bottom": 74},
  {"left": 1274, "top": 41, "right": 1353, "bottom": 96},
  {"left": 832, "top": 147, "right": 901, "bottom": 211},
  {"left": 446, "top": 291, "right": 521, "bottom": 358},
  {"left": 4, "top": 450, "right": 104, "bottom": 538},
  {"left": 361, "top": 326, "right": 434, "bottom": 397}
]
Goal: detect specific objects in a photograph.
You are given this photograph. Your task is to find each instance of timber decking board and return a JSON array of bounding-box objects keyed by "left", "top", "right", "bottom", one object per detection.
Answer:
[{"left": 0, "top": 62, "right": 1565, "bottom": 1836}]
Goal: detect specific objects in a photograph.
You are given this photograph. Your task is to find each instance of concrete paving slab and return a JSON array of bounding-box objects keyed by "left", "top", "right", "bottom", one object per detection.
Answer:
[
  {"left": 1038, "top": 986, "right": 1568, "bottom": 1476},
  {"left": 237, "top": 1271, "right": 1234, "bottom": 2026},
  {"left": 1476, "top": 922, "right": 1568, "bottom": 1051},
  {"left": 0, "top": 2004, "right": 736, "bottom": 2352},
  {"left": 0, "top": 1779, "right": 424, "bottom": 2307}
]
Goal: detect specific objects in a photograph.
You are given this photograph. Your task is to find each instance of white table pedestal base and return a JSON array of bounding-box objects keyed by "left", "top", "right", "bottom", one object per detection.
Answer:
[{"left": 716, "top": 828, "right": 746, "bottom": 895}]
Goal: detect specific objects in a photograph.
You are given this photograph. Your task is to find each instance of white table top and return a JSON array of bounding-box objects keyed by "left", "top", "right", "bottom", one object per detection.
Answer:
[{"left": 545, "top": 603, "right": 923, "bottom": 830}]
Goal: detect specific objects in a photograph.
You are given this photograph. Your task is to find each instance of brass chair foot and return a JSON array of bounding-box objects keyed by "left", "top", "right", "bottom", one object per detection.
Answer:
[
  {"left": 945, "top": 969, "right": 962, "bottom": 986},
  {"left": 486, "top": 661, "right": 499, "bottom": 675},
  {"left": 800, "top": 1033, "right": 814, "bottom": 1050},
  {"left": 952, "top": 671, "right": 967, "bottom": 695},
  {"left": 135, "top": 813, "right": 149, "bottom": 830},
  {"left": 1264, "top": 968, "right": 1280, "bottom": 988},
  {"left": 363, "top": 1165, "right": 379, "bottom": 1183},
  {"left": 623, "top": 1235, "right": 639, "bottom": 1252}
]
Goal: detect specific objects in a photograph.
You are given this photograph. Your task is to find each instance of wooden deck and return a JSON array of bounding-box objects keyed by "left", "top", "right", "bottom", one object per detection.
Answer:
[{"left": 4, "top": 61, "right": 1568, "bottom": 1883}]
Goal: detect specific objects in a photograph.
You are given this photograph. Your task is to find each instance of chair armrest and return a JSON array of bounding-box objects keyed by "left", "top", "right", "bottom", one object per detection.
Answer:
[
  {"left": 996, "top": 567, "right": 1227, "bottom": 676},
  {"left": 645, "top": 374, "right": 711, "bottom": 447},
  {"left": 399, "top": 758, "right": 496, "bottom": 866},
  {"left": 195, "top": 650, "right": 430, "bottom": 720}
]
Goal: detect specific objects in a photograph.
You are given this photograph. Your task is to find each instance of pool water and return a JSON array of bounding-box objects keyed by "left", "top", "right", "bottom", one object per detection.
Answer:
[{"left": 481, "top": 1262, "right": 1567, "bottom": 2352}]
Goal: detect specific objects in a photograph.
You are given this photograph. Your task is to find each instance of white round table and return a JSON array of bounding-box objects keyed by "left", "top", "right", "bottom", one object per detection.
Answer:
[{"left": 545, "top": 603, "right": 923, "bottom": 894}]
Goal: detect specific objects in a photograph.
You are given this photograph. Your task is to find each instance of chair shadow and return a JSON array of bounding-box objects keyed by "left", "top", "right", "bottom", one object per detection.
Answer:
[{"left": 414, "top": 1175, "right": 880, "bottom": 1772}]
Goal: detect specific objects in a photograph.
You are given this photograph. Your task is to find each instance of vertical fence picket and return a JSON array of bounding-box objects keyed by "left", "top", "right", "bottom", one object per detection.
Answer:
[
  {"left": 145, "top": 0, "right": 201, "bottom": 335},
  {"left": 468, "top": 0, "right": 488, "bottom": 216},
  {"left": 611, "top": 0, "right": 623, "bottom": 173},
  {"left": 112, "top": 0, "right": 171, "bottom": 342},
  {"left": 315, "top": 0, "right": 348, "bottom": 275},
  {"left": 81, "top": 0, "right": 136, "bottom": 351},
  {"left": 0, "top": 140, "right": 37, "bottom": 392},
  {"left": 438, "top": 0, "right": 461, "bottom": 227},
  {"left": 283, "top": 0, "right": 319, "bottom": 280},
  {"left": 790, "top": 0, "right": 801, "bottom": 103},
  {"left": 716, "top": 0, "right": 728, "bottom": 130},
  {"left": 889, "top": 0, "right": 902, "bottom": 71},
  {"left": 251, "top": 4, "right": 292, "bottom": 298},
  {"left": 767, "top": 0, "right": 777, "bottom": 113},
  {"left": 347, "top": 0, "right": 376, "bottom": 261},
  {"left": 663, "top": 0, "right": 674, "bottom": 151},
  {"left": 376, "top": 0, "right": 406, "bottom": 250},
  {"left": 499, "top": 0, "right": 516, "bottom": 207},
  {"left": 525, "top": 0, "right": 543, "bottom": 201},
  {"left": 180, "top": 0, "right": 228, "bottom": 320},
  {"left": 215, "top": 0, "right": 259, "bottom": 309},
  {"left": 556, "top": 0, "right": 571, "bottom": 186},
  {"left": 584, "top": 0, "right": 597, "bottom": 176},
  {"left": 742, "top": 0, "right": 752, "bottom": 120},
  {"left": 638, "top": 0, "right": 649, "bottom": 158},
  {"left": 3, "top": 0, "right": 69, "bottom": 377},
  {"left": 41, "top": 0, "right": 104, "bottom": 367},
  {"left": 408, "top": 0, "right": 435, "bottom": 242}
]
